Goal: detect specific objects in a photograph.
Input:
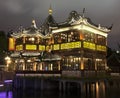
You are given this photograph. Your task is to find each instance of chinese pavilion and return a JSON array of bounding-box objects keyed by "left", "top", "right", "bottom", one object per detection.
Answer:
[{"left": 8, "top": 8, "right": 111, "bottom": 77}]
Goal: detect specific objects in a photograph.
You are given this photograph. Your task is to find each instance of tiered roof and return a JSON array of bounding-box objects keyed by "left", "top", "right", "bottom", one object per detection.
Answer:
[{"left": 10, "top": 8, "right": 111, "bottom": 38}]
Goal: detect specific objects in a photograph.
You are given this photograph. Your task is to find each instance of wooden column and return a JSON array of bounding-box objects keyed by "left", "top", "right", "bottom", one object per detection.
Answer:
[
  {"left": 23, "top": 36, "right": 25, "bottom": 43},
  {"left": 40, "top": 63, "right": 42, "bottom": 70},
  {"left": 58, "top": 61, "right": 61, "bottom": 71},
  {"left": 80, "top": 42, "right": 84, "bottom": 70}
]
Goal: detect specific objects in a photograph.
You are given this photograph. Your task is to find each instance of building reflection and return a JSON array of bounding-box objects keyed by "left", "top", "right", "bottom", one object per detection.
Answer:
[
  {"left": 12, "top": 81, "right": 106, "bottom": 98},
  {"left": 0, "top": 80, "right": 120, "bottom": 98}
]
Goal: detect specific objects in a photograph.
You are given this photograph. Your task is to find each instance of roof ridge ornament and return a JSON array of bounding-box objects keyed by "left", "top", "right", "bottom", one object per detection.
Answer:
[
  {"left": 32, "top": 19, "right": 37, "bottom": 29},
  {"left": 98, "top": 24, "right": 101, "bottom": 29},
  {"left": 82, "top": 8, "right": 86, "bottom": 18}
]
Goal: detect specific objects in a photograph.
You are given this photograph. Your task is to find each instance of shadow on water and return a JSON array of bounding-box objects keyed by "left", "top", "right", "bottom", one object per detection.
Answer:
[
  {"left": 0, "top": 81, "right": 120, "bottom": 98},
  {"left": 12, "top": 90, "right": 81, "bottom": 98}
]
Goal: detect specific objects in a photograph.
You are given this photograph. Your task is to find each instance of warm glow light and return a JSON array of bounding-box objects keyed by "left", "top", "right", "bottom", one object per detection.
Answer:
[
  {"left": 83, "top": 41, "right": 95, "bottom": 50},
  {"left": 53, "top": 44, "right": 59, "bottom": 50},
  {"left": 39, "top": 45, "right": 45, "bottom": 51},
  {"left": 52, "top": 28, "right": 70, "bottom": 33},
  {"left": 96, "top": 45, "right": 106, "bottom": 52},
  {"left": 40, "top": 41, "right": 82, "bottom": 50},
  {"left": 61, "top": 41, "right": 81, "bottom": 50},
  {"left": 26, "top": 44, "right": 37, "bottom": 50},
  {"left": 16, "top": 45, "right": 23, "bottom": 50},
  {"left": 52, "top": 24, "right": 108, "bottom": 37},
  {"left": 5, "top": 56, "right": 11, "bottom": 71},
  {"left": 31, "top": 37, "right": 35, "bottom": 41},
  {"left": 81, "top": 64, "right": 84, "bottom": 70},
  {"left": 46, "top": 45, "right": 52, "bottom": 51},
  {"left": 73, "top": 25, "right": 108, "bottom": 37},
  {"left": 5, "top": 56, "right": 11, "bottom": 61},
  {"left": 9, "top": 38, "right": 15, "bottom": 50},
  {"left": 96, "top": 59, "right": 102, "bottom": 61},
  {"left": 27, "top": 59, "right": 31, "bottom": 62}
]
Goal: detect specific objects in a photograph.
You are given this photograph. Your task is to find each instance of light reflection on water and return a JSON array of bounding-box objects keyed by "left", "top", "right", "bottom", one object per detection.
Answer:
[
  {"left": 0, "top": 81, "right": 120, "bottom": 98},
  {"left": 0, "top": 91, "right": 12, "bottom": 98}
]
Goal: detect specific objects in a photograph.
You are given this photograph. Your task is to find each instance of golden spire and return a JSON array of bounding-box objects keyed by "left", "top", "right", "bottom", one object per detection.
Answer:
[{"left": 48, "top": 4, "right": 53, "bottom": 15}]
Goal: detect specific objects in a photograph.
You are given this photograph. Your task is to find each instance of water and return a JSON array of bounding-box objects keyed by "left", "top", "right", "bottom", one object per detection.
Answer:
[
  {"left": 0, "top": 91, "right": 12, "bottom": 98},
  {"left": 0, "top": 81, "right": 120, "bottom": 98}
]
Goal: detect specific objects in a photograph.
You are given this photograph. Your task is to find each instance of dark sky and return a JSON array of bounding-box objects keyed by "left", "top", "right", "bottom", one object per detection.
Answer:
[{"left": 0, "top": 0, "right": 120, "bottom": 50}]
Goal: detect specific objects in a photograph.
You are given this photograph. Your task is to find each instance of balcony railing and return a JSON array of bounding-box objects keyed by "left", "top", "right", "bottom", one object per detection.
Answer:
[{"left": 15, "top": 70, "right": 62, "bottom": 77}]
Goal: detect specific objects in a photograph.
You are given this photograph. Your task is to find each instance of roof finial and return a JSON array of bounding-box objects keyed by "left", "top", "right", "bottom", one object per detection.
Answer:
[
  {"left": 98, "top": 24, "right": 101, "bottom": 29},
  {"left": 32, "top": 19, "right": 37, "bottom": 28},
  {"left": 48, "top": 4, "right": 53, "bottom": 15},
  {"left": 82, "top": 8, "right": 85, "bottom": 17},
  {"left": 108, "top": 24, "right": 113, "bottom": 30}
]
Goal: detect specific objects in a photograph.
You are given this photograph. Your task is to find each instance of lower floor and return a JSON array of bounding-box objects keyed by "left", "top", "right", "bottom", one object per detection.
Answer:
[
  {"left": 11, "top": 56, "right": 106, "bottom": 72},
  {"left": 62, "top": 56, "right": 106, "bottom": 71}
]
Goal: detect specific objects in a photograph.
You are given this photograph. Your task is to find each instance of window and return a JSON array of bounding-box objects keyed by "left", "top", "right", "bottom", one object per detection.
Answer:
[
  {"left": 61, "top": 32, "right": 67, "bottom": 43},
  {"left": 62, "top": 57, "right": 81, "bottom": 70},
  {"left": 54, "top": 34, "right": 61, "bottom": 44},
  {"left": 68, "top": 31, "right": 80, "bottom": 42},
  {"left": 96, "top": 59, "right": 105, "bottom": 70},
  {"left": 83, "top": 31, "right": 95, "bottom": 43},
  {"left": 84, "top": 58, "right": 95, "bottom": 70},
  {"left": 97, "top": 35, "right": 106, "bottom": 45},
  {"left": 25, "top": 37, "right": 38, "bottom": 44},
  {"left": 16, "top": 37, "right": 23, "bottom": 44}
]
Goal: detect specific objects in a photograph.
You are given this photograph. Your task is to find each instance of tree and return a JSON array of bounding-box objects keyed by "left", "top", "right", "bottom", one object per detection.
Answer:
[
  {"left": 0, "top": 31, "right": 7, "bottom": 64},
  {"left": 106, "top": 46, "right": 113, "bottom": 58}
]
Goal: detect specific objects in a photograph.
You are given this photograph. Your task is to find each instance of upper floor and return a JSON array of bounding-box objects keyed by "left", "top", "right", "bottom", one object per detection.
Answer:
[{"left": 8, "top": 10, "right": 111, "bottom": 53}]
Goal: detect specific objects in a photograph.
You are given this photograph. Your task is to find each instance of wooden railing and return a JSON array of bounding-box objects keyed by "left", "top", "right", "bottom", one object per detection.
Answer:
[
  {"left": 15, "top": 70, "right": 62, "bottom": 77},
  {"left": 16, "top": 70, "right": 62, "bottom": 74}
]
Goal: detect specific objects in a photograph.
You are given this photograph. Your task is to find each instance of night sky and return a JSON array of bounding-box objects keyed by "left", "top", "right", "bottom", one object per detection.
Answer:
[{"left": 0, "top": 0, "right": 120, "bottom": 50}]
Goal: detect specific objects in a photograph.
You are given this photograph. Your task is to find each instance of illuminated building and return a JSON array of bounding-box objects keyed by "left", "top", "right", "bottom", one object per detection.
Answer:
[{"left": 8, "top": 8, "right": 111, "bottom": 77}]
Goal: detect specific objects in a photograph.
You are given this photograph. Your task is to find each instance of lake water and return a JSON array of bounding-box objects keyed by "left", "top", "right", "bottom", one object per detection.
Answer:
[{"left": 0, "top": 81, "right": 120, "bottom": 98}]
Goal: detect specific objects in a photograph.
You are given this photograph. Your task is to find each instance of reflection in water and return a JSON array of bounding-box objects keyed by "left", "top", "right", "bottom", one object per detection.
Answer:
[
  {"left": 0, "top": 91, "right": 12, "bottom": 98},
  {"left": 0, "top": 81, "right": 120, "bottom": 98},
  {"left": 96, "top": 82, "right": 99, "bottom": 98}
]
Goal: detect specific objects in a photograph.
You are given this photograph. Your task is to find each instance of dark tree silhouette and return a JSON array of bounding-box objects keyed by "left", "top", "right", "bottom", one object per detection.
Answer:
[
  {"left": 0, "top": 31, "right": 8, "bottom": 64},
  {"left": 106, "top": 46, "right": 113, "bottom": 58}
]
